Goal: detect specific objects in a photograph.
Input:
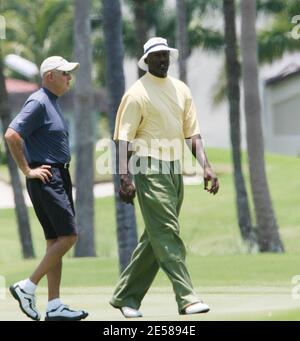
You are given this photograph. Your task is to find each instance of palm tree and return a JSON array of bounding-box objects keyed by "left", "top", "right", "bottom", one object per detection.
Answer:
[
  {"left": 132, "top": 0, "right": 148, "bottom": 78},
  {"left": 102, "top": 0, "right": 138, "bottom": 272},
  {"left": 2, "top": 0, "right": 72, "bottom": 78},
  {"left": 240, "top": 0, "right": 284, "bottom": 252},
  {"left": 73, "top": 0, "right": 96, "bottom": 257},
  {"left": 124, "top": 0, "right": 169, "bottom": 78},
  {"left": 123, "top": 0, "right": 223, "bottom": 62},
  {"left": 257, "top": 0, "right": 300, "bottom": 64},
  {"left": 223, "top": 0, "right": 256, "bottom": 249},
  {"left": 0, "top": 51, "right": 35, "bottom": 258},
  {"left": 176, "top": 0, "right": 188, "bottom": 83},
  {"left": 214, "top": 0, "right": 300, "bottom": 103}
]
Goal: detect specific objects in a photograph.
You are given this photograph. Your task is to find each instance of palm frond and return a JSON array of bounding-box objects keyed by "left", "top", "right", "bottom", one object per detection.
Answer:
[
  {"left": 189, "top": 24, "right": 224, "bottom": 52},
  {"left": 211, "top": 62, "right": 227, "bottom": 107},
  {"left": 258, "top": 15, "right": 300, "bottom": 64}
]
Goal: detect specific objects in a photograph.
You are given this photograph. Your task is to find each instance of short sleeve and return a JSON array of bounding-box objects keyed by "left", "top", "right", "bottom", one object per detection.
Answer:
[
  {"left": 183, "top": 95, "right": 201, "bottom": 138},
  {"left": 9, "top": 100, "right": 44, "bottom": 138},
  {"left": 113, "top": 94, "right": 142, "bottom": 142}
]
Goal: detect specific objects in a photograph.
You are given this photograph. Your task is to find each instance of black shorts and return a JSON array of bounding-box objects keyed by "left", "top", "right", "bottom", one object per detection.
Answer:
[{"left": 26, "top": 165, "right": 78, "bottom": 240}]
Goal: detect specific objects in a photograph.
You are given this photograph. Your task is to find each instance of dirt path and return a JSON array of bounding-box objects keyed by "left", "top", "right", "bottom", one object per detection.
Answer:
[{"left": 0, "top": 176, "right": 202, "bottom": 209}]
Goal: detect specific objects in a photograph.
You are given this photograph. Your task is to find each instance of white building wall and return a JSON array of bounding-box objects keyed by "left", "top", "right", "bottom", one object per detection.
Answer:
[{"left": 264, "top": 75, "right": 300, "bottom": 156}]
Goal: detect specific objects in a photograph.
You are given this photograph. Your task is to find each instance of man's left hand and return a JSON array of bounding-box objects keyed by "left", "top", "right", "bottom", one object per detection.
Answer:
[{"left": 203, "top": 167, "right": 219, "bottom": 195}]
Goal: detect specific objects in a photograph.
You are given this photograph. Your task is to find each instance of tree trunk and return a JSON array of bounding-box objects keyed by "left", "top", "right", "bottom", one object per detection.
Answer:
[
  {"left": 133, "top": 0, "right": 148, "bottom": 78},
  {"left": 176, "top": 0, "right": 188, "bottom": 83},
  {"left": 240, "top": 0, "right": 284, "bottom": 252},
  {"left": 73, "top": 0, "right": 96, "bottom": 257},
  {"left": 102, "top": 0, "right": 138, "bottom": 272},
  {"left": 0, "top": 54, "right": 35, "bottom": 258},
  {"left": 223, "top": 0, "right": 256, "bottom": 250}
]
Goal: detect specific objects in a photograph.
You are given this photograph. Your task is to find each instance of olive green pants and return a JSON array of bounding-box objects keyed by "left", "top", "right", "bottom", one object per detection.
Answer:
[{"left": 110, "top": 157, "right": 199, "bottom": 313}]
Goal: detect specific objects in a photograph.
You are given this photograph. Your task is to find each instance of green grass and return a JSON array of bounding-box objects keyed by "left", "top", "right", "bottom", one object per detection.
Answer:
[
  {"left": 259, "top": 308, "right": 300, "bottom": 321},
  {"left": 1, "top": 147, "right": 299, "bottom": 259},
  {"left": 1, "top": 254, "right": 300, "bottom": 321},
  {"left": 2, "top": 147, "right": 300, "bottom": 257},
  {"left": 2, "top": 254, "right": 300, "bottom": 321},
  {"left": 0, "top": 148, "right": 299, "bottom": 320},
  {"left": 0, "top": 164, "right": 10, "bottom": 183},
  {"left": 1, "top": 253, "right": 299, "bottom": 288}
]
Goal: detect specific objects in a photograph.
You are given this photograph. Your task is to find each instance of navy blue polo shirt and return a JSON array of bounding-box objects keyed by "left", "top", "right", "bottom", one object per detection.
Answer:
[{"left": 9, "top": 87, "right": 71, "bottom": 164}]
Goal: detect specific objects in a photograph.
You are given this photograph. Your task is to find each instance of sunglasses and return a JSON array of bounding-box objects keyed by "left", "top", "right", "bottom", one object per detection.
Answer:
[
  {"left": 53, "top": 70, "right": 70, "bottom": 77},
  {"left": 61, "top": 71, "right": 70, "bottom": 76}
]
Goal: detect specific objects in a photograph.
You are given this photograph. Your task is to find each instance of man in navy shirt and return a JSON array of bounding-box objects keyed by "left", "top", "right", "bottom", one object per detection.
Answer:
[{"left": 5, "top": 56, "right": 88, "bottom": 321}]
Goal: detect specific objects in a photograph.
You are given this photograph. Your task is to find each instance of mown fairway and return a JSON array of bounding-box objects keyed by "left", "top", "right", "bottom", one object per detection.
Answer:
[{"left": 0, "top": 148, "right": 299, "bottom": 320}]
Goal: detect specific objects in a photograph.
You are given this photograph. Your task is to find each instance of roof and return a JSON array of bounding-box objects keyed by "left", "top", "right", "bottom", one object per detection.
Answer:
[
  {"left": 6, "top": 83, "right": 108, "bottom": 114},
  {"left": 265, "top": 63, "right": 300, "bottom": 85},
  {"left": 4, "top": 54, "right": 39, "bottom": 78},
  {"left": 263, "top": 53, "right": 300, "bottom": 86},
  {"left": 4, "top": 78, "right": 108, "bottom": 114},
  {"left": 5, "top": 78, "right": 39, "bottom": 93}
]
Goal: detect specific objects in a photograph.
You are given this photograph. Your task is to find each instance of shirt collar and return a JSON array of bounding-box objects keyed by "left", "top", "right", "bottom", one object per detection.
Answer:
[
  {"left": 42, "top": 87, "right": 58, "bottom": 100},
  {"left": 146, "top": 72, "right": 169, "bottom": 83}
]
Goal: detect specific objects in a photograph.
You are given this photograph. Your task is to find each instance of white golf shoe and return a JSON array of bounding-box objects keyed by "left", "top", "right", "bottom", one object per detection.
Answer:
[
  {"left": 45, "top": 304, "right": 88, "bottom": 321},
  {"left": 9, "top": 282, "right": 41, "bottom": 321},
  {"left": 182, "top": 301, "right": 210, "bottom": 315},
  {"left": 120, "top": 306, "right": 143, "bottom": 318}
]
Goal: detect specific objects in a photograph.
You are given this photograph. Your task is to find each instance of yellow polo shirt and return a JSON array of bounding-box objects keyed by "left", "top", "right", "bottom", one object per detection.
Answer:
[{"left": 114, "top": 72, "right": 200, "bottom": 161}]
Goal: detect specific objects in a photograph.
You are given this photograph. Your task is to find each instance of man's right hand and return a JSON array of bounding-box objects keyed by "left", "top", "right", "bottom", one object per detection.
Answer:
[
  {"left": 119, "top": 174, "right": 136, "bottom": 205},
  {"left": 25, "top": 165, "right": 52, "bottom": 184}
]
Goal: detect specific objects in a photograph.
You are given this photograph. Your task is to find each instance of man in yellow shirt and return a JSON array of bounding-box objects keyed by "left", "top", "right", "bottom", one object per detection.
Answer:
[{"left": 110, "top": 37, "right": 219, "bottom": 318}]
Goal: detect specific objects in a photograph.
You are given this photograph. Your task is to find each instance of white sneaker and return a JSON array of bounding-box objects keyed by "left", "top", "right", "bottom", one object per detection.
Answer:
[
  {"left": 9, "top": 283, "right": 41, "bottom": 321},
  {"left": 183, "top": 301, "right": 210, "bottom": 315},
  {"left": 45, "top": 304, "right": 88, "bottom": 321},
  {"left": 120, "top": 306, "right": 143, "bottom": 318}
]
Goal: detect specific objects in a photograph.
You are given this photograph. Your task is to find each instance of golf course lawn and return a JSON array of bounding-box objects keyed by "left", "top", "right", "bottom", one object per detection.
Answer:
[
  {"left": 1, "top": 255, "right": 300, "bottom": 321},
  {"left": 0, "top": 148, "right": 299, "bottom": 320}
]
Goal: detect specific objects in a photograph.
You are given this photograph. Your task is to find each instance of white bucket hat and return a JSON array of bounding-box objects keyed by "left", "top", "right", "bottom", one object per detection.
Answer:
[
  {"left": 40, "top": 56, "right": 80, "bottom": 77},
  {"left": 138, "top": 37, "right": 178, "bottom": 72}
]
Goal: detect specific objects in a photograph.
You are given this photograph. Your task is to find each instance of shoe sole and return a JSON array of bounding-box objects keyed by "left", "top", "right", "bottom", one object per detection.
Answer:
[
  {"left": 120, "top": 308, "right": 143, "bottom": 318},
  {"left": 9, "top": 285, "right": 40, "bottom": 321},
  {"left": 109, "top": 302, "right": 142, "bottom": 318},
  {"left": 45, "top": 312, "right": 89, "bottom": 321},
  {"left": 180, "top": 307, "right": 210, "bottom": 315}
]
